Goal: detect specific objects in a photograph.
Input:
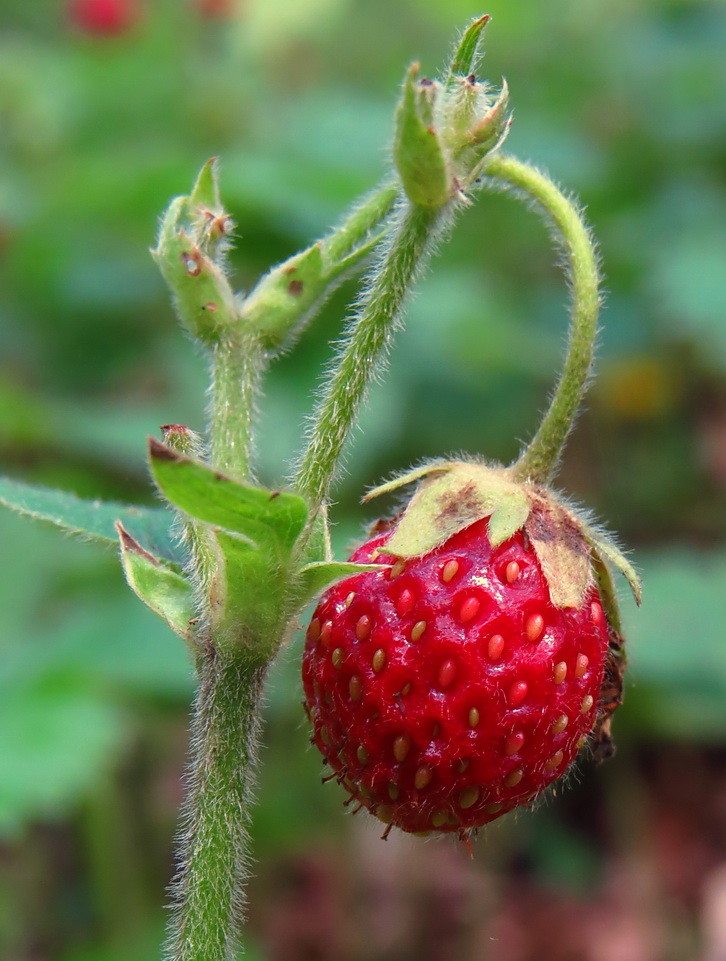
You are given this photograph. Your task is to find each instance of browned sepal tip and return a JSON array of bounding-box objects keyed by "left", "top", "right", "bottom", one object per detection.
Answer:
[
  {"left": 269, "top": 491, "right": 281, "bottom": 500},
  {"left": 115, "top": 521, "right": 159, "bottom": 565},
  {"left": 160, "top": 423, "right": 190, "bottom": 436},
  {"left": 149, "top": 435, "right": 181, "bottom": 462}
]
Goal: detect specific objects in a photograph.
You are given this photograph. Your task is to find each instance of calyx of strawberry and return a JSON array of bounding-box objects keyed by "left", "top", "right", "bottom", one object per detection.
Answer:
[{"left": 365, "top": 460, "right": 641, "bottom": 621}]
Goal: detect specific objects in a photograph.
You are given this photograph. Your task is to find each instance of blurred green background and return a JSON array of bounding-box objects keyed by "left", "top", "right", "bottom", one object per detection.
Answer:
[{"left": 1, "top": 0, "right": 726, "bottom": 958}]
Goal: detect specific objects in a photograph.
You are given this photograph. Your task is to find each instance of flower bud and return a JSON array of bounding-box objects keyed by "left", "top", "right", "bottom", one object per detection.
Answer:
[
  {"left": 152, "top": 160, "right": 238, "bottom": 343},
  {"left": 393, "top": 64, "right": 450, "bottom": 209},
  {"left": 392, "top": 20, "right": 511, "bottom": 208}
]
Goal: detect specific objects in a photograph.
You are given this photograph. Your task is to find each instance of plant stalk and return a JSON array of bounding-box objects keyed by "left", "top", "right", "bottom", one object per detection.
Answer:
[
  {"left": 484, "top": 153, "right": 601, "bottom": 484},
  {"left": 164, "top": 646, "right": 267, "bottom": 961},
  {"left": 209, "top": 329, "right": 263, "bottom": 482},
  {"left": 295, "top": 200, "right": 448, "bottom": 507}
]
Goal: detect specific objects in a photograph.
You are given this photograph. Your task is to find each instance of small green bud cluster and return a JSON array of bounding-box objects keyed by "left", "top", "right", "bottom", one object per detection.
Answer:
[
  {"left": 394, "top": 15, "right": 510, "bottom": 209},
  {"left": 152, "top": 159, "right": 238, "bottom": 343}
]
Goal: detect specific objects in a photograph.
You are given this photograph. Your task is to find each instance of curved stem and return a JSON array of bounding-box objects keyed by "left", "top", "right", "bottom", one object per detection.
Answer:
[
  {"left": 295, "top": 200, "right": 448, "bottom": 507},
  {"left": 483, "top": 153, "right": 600, "bottom": 484},
  {"left": 164, "top": 648, "right": 266, "bottom": 961}
]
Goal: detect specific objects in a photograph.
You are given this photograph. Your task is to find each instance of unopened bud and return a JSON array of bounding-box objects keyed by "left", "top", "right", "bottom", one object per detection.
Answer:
[
  {"left": 393, "top": 63, "right": 450, "bottom": 209},
  {"left": 160, "top": 424, "right": 205, "bottom": 459},
  {"left": 470, "top": 79, "right": 510, "bottom": 153},
  {"left": 152, "top": 160, "right": 238, "bottom": 343}
]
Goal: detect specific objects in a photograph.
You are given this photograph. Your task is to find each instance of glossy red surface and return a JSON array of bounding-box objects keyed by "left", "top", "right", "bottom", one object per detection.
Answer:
[{"left": 303, "top": 517, "right": 610, "bottom": 835}]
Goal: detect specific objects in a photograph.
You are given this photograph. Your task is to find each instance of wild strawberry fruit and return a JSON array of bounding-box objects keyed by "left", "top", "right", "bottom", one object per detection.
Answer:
[
  {"left": 68, "top": 0, "right": 139, "bottom": 36},
  {"left": 303, "top": 462, "right": 638, "bottom": 838}
]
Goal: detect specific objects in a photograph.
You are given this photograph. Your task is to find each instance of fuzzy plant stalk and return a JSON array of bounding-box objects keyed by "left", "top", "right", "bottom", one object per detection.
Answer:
[{"left": 0, "top": 16, "right": 639, "bottom": 961}]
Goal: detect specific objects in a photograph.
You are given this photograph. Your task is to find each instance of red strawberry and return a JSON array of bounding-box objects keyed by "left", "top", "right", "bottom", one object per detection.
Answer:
[
  {"left": 302, "top": 462, "right": 635, "bottom": 838},
  {"left": 68, "top": 0, "right": 140, "bottom": 36}
]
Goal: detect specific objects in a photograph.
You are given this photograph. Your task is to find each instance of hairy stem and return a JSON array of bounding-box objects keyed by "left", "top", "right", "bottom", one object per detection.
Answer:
[
  {"left": 209, "top": 330, "right": 263, "bottom": 482},
  {"left": 164, "top": 648, "right": 266, "bottom": 961},
  {"left": 484, "top": 153, "right": 600, "bottom": 484},
  {"left": 295, "top": 201, "right": 448, "bottom": 507}
]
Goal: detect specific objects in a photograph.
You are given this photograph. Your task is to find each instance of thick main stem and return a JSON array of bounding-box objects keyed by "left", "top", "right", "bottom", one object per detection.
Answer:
[
  {"left": 295, "top": 201, "right": 446, "bottom": 506},
  {"left": 164, "top": 648, "right": 266, "bottom": 961},
  {"left": 484, "top": 153, "right": 600, "bottom": 484},
  {"left": 209, "top": 330, "right": 263, "bottom": 482}
]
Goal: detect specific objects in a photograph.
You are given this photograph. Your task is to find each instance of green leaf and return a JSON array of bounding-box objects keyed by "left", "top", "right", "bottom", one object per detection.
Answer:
[
  {"left": 116, "top": 523, "right": 196, "bottom": 643},
  {"left": 0, "top": 476, "right": 181, "bottom": 565},
  {"left": 295, "top": 561, "right": 386, "bottom": 609},
  {"left": 447, "top": 14, "right": 490, "bottom": 84},
  {"left": 149, "top": 439, "right": 309, "bottom": 557}
]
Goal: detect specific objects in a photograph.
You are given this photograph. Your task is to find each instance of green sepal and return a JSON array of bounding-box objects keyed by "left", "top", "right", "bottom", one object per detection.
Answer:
[
  {"left": 116, "top": 523, "right": 197, "bottom": 644},
  {"left": 525, "top": 497, "right": 594, "bottom": 609},
  {"left": 394, "top": 64, "right": 450, "bottom": 209},
  {"left": 378, "top": 461, "right": 529, "bottom": 558},
  {"left": 0, "top": 475, "right": 182, "bottom": 565},
  {"left": 189, "top": 157, "right": 221, "bottom": 211},
  {"left": 488, "top": 487, "right": 531, "bottom": 547},
  {"left": 470, "top": 79, "right": 510, "bottom": 149},
  {"left": 148, "top": 439, "right": 308, "bottom": 558},
  {"left": 590, "top": 547, "right": 624, "bottom": 636},
  {"left": 245, "top": 233, "right": 392, "bottom": 352},
  {"left": 243, "top": 241, "right": 324, "bottom": 341},
  {"left": 582, "top": 522, "right": 642, "bottom": 606},
  {"left": 295, "top": 561, "right": 387, "bottom": 610},
  {"left": 446, "top": 14, "right": 490, "bottom": 84},
  {"left": 362, "top": 460, "right": 449, "bottom": 502}
]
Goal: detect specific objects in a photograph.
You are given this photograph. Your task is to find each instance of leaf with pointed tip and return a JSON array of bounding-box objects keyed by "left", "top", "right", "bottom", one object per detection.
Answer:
[
  {"left": 525, "top": 502, "right": 593, "bottom": 610},
  {"left": 189, "top": 157, "right": 221, "bottom": 211},
  {"left": 296, "top": 561, "right": 387, "bottom": 610},
  {"left": 583, "top": 524, "right": 642, "bottom": 606},
  {"left": 363, "top": 461, "right": 449, "bottom": 503},
  {"left": 116, "top": 524, "right": 196, "bottom": 643},
  {"left": 0, "top": 475, "right": 181, "bottom": 564},
  {"left": 149, "top": 439, "right": 309, "bottom": 558},
  {"left": 446, "top": 14, "right": 490, "bottom": 84},
  {"left": 487, "top": 489, "right": 531, "bottom": 547}
]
